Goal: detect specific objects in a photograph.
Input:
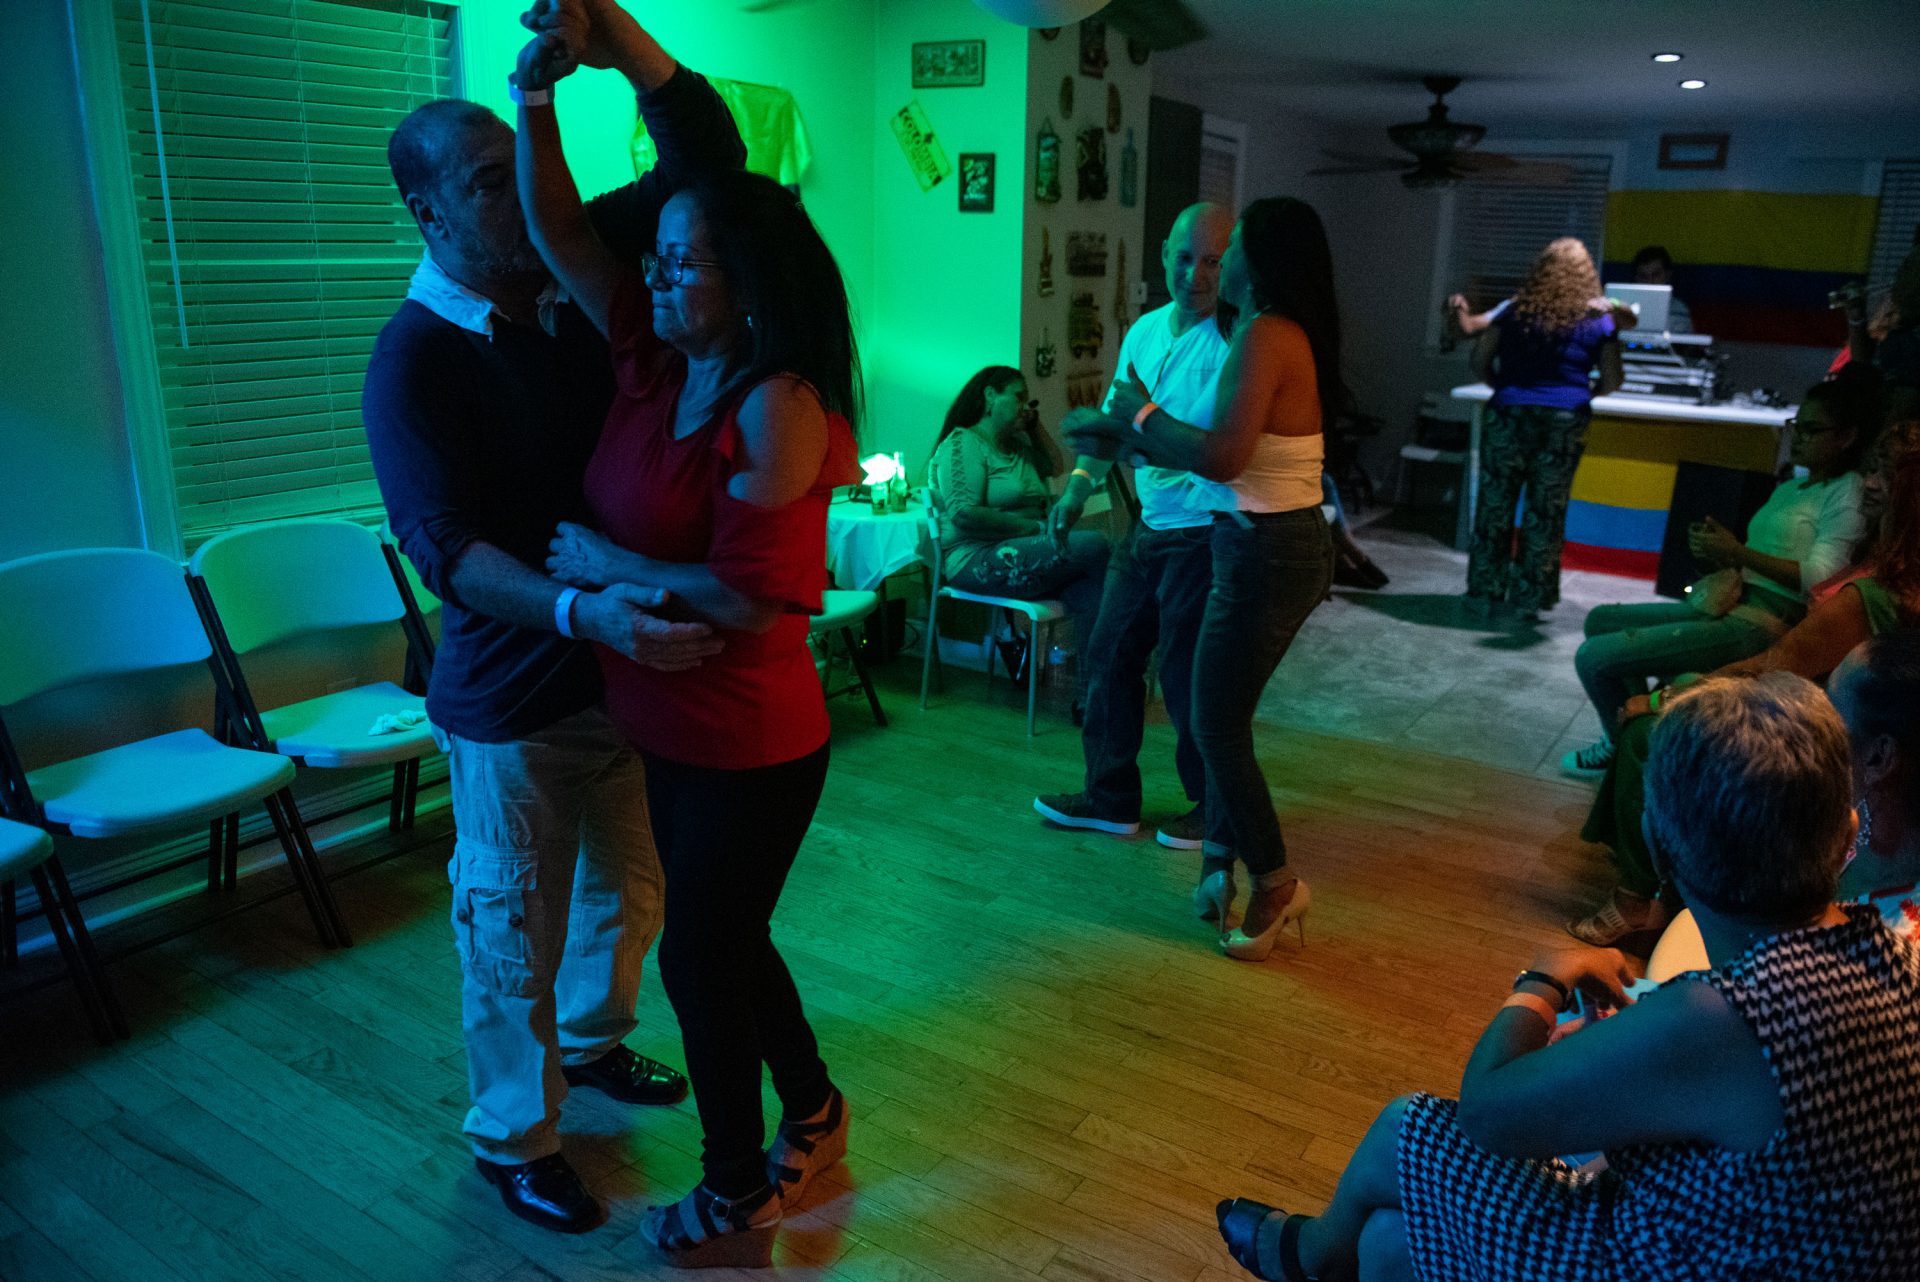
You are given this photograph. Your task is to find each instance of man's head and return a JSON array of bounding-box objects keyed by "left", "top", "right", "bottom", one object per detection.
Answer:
[
  {"left": 1161, "top": 202, "right": 1234, "bottom": 321},
  {"left": 388, "top": 100, "right": 544, "bottom": 283},
  {"left": 1632, "top": 244, "right": 1675, "bottom": 286}
]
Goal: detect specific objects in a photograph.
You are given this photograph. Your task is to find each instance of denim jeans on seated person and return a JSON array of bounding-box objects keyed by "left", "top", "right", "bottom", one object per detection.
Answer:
[
  {"left": 945, "top": 529, "right": 1111, "bottom": 704},
  {"left": 1574, "top": 599, "right": 1782, "bottom": 732},
  {"left": 1081, "top": 521, "right": 1213, "bottom": 818},
  {"left": 1191, "top": 507, "right": 1333, "bottom": 876},
  {"left": 443, "top": 705, "right": 664, "bottom": 1164}
]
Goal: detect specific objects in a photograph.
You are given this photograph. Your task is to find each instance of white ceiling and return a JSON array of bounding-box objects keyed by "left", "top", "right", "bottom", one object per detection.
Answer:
[{"left": 1155, "top": 0, "right": 1920, "bottom": 130}]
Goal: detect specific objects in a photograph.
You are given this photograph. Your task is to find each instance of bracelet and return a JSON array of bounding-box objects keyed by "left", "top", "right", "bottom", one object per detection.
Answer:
[
  {"left": 509, "top": 81, "right": 553, "bottom": 108},
  {"left": 1513, "top": 969, "right": 1571, "bottom": 1009},
  {"left": 553, "top": 586, "right": 581, "bottom": 639},
  {"left": 1070, "top": 467, "right": 1096, "bottom": 483},
  {"left": 1501, "top": 991, "right": 1561, "bottom": 1024},
  {"left": 1131, "top": 401, "right": 1160, "bottom": 433}
]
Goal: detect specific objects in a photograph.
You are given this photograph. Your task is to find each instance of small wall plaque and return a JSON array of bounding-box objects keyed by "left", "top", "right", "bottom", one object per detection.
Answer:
[{"left": 912, "top": 40, "right": 986, "bottom": 89}]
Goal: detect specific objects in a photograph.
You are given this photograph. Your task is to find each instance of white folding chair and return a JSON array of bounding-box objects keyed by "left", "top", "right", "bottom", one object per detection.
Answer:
[
  {"left": 810, "top": 590, "right": 888, "bottom": 727},
  {"left": 189, "top": 520, "right": 442, "bottom": 864},
  {"left": 917, "top": 502, "right": 1066, "bottom": 737},
  {"left": 0, "top": 814, "right": 120, "bottom": 1042},
  {"left": 0, "top": 548, "right": 348, "bottom": 1035}
]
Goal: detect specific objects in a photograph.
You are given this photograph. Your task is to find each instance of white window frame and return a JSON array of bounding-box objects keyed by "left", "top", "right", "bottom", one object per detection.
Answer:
[
  {"left": 1423, "top": 137, "right": 1628, "bottom": 355},
  {"left": 1200, "top": 112, "right": 1246, "bottom": 215},
  {"left": 65, "top": 0, "right": 486, "bottom": 557}
]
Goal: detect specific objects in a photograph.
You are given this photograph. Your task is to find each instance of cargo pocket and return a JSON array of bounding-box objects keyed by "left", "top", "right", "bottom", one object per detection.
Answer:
[{"left": 452, "top": 857, "right": 544, "bottom": 998}]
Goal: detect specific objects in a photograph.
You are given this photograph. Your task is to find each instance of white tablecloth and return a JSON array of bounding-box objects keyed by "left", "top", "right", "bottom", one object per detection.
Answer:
[{"left": 826, "top": 498, "right": 928, "bottom": 590}]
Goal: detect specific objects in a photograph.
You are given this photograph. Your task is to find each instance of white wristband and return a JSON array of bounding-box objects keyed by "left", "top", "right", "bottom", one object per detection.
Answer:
[
  {"left": 553, "top": 586, "right": 581, "bottom": 639},
  {"left": 510, "top": 81, "right": 553, "bottom": 108}
]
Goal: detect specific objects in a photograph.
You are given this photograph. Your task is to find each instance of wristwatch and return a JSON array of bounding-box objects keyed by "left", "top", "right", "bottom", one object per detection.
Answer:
[{"left": 1513, "top": 969, "right": 1571, "bottom": 1010}]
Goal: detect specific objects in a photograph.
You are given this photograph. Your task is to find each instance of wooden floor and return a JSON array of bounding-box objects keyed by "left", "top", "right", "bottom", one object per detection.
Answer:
[{"left": 0, "top": 664, "right": 1613, "bottom": 1282}]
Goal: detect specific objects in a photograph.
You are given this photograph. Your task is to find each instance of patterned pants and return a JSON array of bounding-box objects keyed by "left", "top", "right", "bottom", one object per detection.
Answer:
[{"left": 1465, "top": 404, "right": 1590, "bottom": 612}]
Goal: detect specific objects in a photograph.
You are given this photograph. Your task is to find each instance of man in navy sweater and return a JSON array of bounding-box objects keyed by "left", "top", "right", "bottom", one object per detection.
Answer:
[{"left": 362, "top": 1, "right": 744, "bottom": 1236}]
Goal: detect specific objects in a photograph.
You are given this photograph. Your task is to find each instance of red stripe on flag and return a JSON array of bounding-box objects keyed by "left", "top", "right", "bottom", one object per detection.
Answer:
[{"left": 1562, "top": 542, "right": 1661, "bottom": 580}]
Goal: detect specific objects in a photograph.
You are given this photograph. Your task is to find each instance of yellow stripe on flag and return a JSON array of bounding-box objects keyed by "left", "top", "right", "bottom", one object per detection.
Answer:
[
  {"left": 1605, "top": 190, "right": 1877, "bottom": 275},
  {"left": 1569, "top": 456, "right": 1676, "bottom": 510}
]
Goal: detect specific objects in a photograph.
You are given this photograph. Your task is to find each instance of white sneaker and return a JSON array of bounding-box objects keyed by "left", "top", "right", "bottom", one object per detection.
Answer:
[{"left": 1561, "top": 737, "right": 1616, "bottom": 777}]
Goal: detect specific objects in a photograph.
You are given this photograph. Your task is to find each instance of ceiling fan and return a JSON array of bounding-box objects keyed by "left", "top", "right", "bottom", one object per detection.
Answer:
[{"left": 1307, "top": 76, "right": 1572, "bottom": 189}]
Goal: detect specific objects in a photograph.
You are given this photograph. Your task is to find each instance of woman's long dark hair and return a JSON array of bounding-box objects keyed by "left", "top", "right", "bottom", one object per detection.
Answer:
[
  {"left": 684, "top": 169, "right": 862, "bottom": 433},
  {"left": 934, "top": 363, "right": 1023, "bottom": 453},
  {"left": 1236, "top": 197, "right": 1348, "bottom": 431}
]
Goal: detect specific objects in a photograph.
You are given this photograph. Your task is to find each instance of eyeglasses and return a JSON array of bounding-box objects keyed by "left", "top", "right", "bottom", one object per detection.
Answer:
[
  {"left": 641, "top": 251, "right": 723, "bottom": 287},
  {"left": 1786, "top": 418, "right": 1837, "bottom": 435}
]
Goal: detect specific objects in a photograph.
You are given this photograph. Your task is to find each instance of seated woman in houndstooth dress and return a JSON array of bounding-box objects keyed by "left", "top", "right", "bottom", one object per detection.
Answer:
[{"left": 1216, "top": 671, "right": 1920, "bottom": 1282}]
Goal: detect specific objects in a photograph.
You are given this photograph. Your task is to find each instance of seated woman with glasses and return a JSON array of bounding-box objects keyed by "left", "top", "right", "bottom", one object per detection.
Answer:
[
  {"left": 925, "top": 365, "right": 1111, "bottom": 711},
  {"left": 1562, "top": 366, "right": 1882, "bottom": 781}
]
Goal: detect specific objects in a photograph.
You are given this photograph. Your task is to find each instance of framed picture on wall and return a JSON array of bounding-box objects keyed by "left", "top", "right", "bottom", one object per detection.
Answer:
[
  {"left": 912, "top": 40, "right": 986, "bottom": 89},
  {"left": 958, "top": 154, "right": 995, "bottom": 213}
]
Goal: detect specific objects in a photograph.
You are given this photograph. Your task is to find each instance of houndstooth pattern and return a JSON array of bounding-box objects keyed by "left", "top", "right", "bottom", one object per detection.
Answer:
[{"left": 1399, "top": 906, "right": 1920, "bottom": 1282}]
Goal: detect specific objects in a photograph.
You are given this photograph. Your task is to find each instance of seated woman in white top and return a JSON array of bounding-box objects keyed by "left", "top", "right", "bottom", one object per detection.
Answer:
[
  {"left": 926, "top": 365, "right": 1110, "bottom": 709},
  {"left": 1565, "top": 366, "right": 1882, "bottom": 776}
]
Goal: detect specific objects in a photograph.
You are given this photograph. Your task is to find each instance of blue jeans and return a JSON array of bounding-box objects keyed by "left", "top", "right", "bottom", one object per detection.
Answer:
[
  {"left": 1081, "top": 521, "right": 1213, "bottom": 818},
  {"left": 1574, "top": 600, "right": 1781, "bottom": 731},
  {"left": 1192, "top": 508, "right": 1334, "bottom": 876},
  {"left": 947, "top": 530, "right": 1111, "bottom": 702}
]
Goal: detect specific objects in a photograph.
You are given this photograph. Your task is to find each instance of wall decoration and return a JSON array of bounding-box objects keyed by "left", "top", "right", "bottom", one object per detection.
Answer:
[
  {"left": 1113, "top": 238, "right": 1131, "bottom": 328},
  {"left": 1078, "top": 18, "right": 1108, "bottom": 78},
  {"left": 911, "top": 40, "right": 986, "bottom": 89},
  {"left": 1066, "top": 231, "right": 1108, "bottom": 277},
  {"left": 958, "top": 153, "right": 995, "bottom": 212},
  {"left": 890, "top": 100, "right": 952, "bottom": 191},
  {"left": 1034, "top": 119, "right": 1062, "bottom": 203},
  {"left": 1119, "top": 127, "right": 1138, "bottom": 207},
  {"left": 1658, "top": 132, "right": 1730, "bottom": 170},
  {"left": 1037, "top": 227, "right": 1055, "bottom": 297},
  {"left": 1034, "top": 330, "right": 1058, "bottom": 378},
  {"left": 1075, "top": 126, "right": 1108, "bottom": 201},
  {"left": 1059, "top": 75, "right": 1074, "bottom": 119},
  {"left": 1106, "top": 83, "right": 1121, "bottom": 133},
  {"left": 1127, "top": 36, "right": 1151, "bottom": 66},
  {"left": 1069, "top": 293, "right": 1104, "bottom": 359},
  {"left": 1066, "top": 367, "right": 1106, "bottom": 408}
]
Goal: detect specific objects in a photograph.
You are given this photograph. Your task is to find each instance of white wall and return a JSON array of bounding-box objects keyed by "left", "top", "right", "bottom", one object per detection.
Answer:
[
  {"left": 0, "top": 3, "right": 145, "bottom": 560},
  {"left": 869, "top": 0, "right": 1030, "bottom": 475}
]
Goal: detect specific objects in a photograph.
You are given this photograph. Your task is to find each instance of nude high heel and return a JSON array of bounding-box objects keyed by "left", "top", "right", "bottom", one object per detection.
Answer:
[
  {"left": 1221, "top": 878, "right": 1310, "bottom": 962},
  {"left": 1193, "top": 868, "right": 1237, "bottom": 931}
]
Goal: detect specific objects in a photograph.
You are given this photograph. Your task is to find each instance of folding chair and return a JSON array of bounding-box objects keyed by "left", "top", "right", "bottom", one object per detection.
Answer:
[
  {"left": 0, "top": 814, "right": 122, "bottom": 1042},
  {"left": 810, "top": 589, "right": 888, "bottom": 727},
  {"left": 917, "top": 501, "right": 1066, "bottom": 737},
  {"left": 0, "top": 548, "right": 347, "bottom": 1036},
  {"left": 189, "top": 520, "right": 441, "bottom": 873}
]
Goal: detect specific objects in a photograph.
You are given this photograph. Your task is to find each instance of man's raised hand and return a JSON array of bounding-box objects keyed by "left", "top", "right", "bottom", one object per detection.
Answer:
[{"left": 574, "top": 584, "right": 726, "bottom": 671}]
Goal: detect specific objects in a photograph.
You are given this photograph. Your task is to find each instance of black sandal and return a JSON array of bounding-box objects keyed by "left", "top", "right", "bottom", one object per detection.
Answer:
[
  {"left": 1216, "top": 1198, "right": 1315, "bottom": 1281},
  {"left": 765, "top": 1087, "right": 850, "bottom": 1207}
]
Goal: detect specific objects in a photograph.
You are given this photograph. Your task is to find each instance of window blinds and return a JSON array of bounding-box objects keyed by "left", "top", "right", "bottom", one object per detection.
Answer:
[
  {"left": 114, "top": 0, "right": 453, "bottom": 545},
  {"left": 1449, "top": 156, "right": 1615, "bottom": 310},
  {"left": 1869, "top": 160, "right": 1920, "bottom": 296}
]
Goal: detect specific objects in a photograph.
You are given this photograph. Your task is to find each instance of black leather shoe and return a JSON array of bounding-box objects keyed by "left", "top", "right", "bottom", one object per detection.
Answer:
[
  {"left": 562, "top": 1045, "right": 690, "bottom": 1106},
  {"left": 475, "top": 1152, "right": 607, "bottom": 1234}
]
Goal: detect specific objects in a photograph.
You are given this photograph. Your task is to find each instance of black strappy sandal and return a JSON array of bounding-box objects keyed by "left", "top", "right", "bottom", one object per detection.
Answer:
[
  {"left": 1217, "top": 1198, "right": 1316, "bottom": 1281},
  {"left": 640, "top": 1181, "right": 781, "bottom": 1269},
  {"left": 765, "top": 1087, "right": 850, "bottom": 1207}
]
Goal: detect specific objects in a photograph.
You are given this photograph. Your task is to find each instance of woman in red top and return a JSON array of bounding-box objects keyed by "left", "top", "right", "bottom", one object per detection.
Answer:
[{"left": 515, "top": 22, "right": 858, "bottom": 1270}]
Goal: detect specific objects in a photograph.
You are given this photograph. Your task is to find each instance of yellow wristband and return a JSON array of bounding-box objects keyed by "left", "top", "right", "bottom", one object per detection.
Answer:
[
  {"left": 1070, "top": 467, "right": 1096, "bottom": 483},
  {"left": 1132, "top": 401, "right": 1160, "bottom": 432},
  {"left": 1501, "top": 991, "right": 1560, "bottom": 1024}
]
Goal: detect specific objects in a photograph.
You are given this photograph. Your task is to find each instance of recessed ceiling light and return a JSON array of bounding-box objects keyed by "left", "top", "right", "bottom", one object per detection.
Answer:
[
  {"left": 1652, "top": 52, "right": 1684, "bottom": 63},
  {"left": 1679, "top": 78, "right": 1708, "bottom": 89}
]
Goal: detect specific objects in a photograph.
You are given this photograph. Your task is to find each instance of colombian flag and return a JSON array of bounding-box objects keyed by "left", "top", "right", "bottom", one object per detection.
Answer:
[{"left": 1602, "top": 190, "right": 1878, "bottom": 347}]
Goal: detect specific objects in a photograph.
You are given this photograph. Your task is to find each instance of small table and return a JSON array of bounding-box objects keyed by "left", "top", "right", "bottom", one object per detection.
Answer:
[{"left": 827, "top": 497, "right": 928, "bottom": 591}]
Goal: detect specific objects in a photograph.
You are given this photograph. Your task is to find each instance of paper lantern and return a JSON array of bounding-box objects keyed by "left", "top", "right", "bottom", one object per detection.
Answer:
[{"left": 971, "top": 0, "right": 1111, "bottom": 27}]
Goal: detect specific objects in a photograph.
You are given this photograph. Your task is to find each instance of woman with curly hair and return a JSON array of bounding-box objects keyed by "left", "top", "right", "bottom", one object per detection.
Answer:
[{"left": 1465, "top": 237, "right": 1624, "bottom": 621}]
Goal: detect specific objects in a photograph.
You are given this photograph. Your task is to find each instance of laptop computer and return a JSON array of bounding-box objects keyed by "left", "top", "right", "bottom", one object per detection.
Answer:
[{"left": 1604, "top": 282, "right": 1673, "bottom": 333}]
